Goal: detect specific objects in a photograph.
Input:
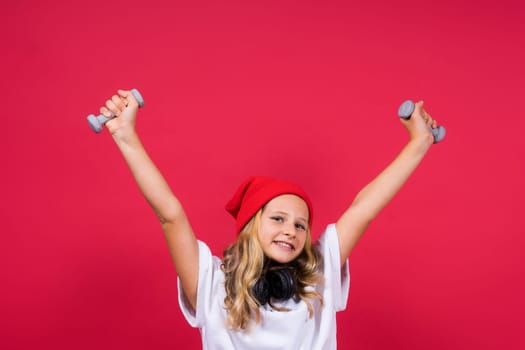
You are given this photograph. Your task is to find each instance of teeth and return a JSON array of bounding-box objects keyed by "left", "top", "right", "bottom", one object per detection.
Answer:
[{"left": 275, "top": 241, "right": 294, "bottom": 250}]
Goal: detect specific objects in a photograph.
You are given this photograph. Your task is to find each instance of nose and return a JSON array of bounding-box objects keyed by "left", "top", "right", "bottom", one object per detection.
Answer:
[{"left": 283, "top": 223, "right": 296, "bottom": 237}]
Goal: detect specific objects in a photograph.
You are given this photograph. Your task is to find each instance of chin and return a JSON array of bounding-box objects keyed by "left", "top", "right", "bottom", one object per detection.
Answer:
[{"left": 267, "top": 252, "right": 298, "bottom": 264}]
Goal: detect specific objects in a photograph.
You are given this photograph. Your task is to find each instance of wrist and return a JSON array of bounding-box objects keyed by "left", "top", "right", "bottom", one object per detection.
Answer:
[
  {"left": 408, "top": 134, "right": 433, "bottom": 153},
  {"left": 112, "top": 128, "right": 141, "bottom": 148}
]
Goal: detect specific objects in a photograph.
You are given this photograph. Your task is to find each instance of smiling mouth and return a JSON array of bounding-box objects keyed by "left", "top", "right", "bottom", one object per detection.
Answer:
[{"left": 273, "top": 241, "right": 295, "bottom": 251}]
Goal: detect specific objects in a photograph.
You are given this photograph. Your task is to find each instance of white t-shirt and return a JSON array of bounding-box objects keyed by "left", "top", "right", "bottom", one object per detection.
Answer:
[{"left": 178, "top": 224, "right": 350, "bottom": 349}]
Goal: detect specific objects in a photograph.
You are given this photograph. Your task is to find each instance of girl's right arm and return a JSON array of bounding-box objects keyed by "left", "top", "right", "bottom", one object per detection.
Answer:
[{"left": 101, "top": 90, "right": 199, "bottom": 310}]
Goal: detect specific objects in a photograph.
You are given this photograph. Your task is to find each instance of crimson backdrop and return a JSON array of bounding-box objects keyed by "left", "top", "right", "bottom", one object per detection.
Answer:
[{"left": 2, "top": 0, "right": 524, "bottom": 349}]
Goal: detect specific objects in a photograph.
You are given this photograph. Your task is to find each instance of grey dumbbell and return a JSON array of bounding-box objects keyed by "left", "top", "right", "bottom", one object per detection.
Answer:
[
  {"left": 398, "top": 100, "right": 446, "bottom": 143},
  {"left": 87, "top": 88, "right": 145, "bottom": 133}
]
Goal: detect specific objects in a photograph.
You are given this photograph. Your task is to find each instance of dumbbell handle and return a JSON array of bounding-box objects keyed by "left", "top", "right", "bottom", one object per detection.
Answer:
[
  {"left": 398, "top": 100, "right": 446, "bottom": 143},
  {"left": 87, "top": 89, "right": 145, "bottom": 133}
]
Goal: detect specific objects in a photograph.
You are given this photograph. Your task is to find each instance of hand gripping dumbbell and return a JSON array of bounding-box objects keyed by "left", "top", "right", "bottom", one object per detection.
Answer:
[
  {"left": 398, "top": 100, "right": 446, "bottom": 143},
  {"left": 87, "top": 89, "right": 145, "bottom": 133}
]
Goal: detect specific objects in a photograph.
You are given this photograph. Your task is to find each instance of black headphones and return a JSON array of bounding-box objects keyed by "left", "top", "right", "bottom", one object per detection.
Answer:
[{"left": 252, "top": 262, "right": 297, "bottom": 306}]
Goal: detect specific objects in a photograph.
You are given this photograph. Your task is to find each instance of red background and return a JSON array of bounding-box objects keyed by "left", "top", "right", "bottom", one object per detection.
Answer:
[{"left": 2, "top": 0, "right": 524, "bottom": 349}]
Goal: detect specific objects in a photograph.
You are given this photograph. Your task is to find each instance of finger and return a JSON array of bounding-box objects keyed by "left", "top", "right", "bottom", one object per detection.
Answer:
[
  {"left": 417, "top": 103, "right": 433, "bottom": 124},
  {"left": 414, "top": 100, "right": 429, "bottom": 122},
  {"left": 112, "top": 94, "right": 126, "bottom": 110},
  {"left": 99, "top": 106, "right": 114, "bottom": 118},
  {"left": 118, "top": 89, "right": 130, "bottom": 98},
  {"left": 118, "top": 89, "right": 137, "bottom": 107},
  {"left": 424, "top": 112, "right": 433, "bottom": 126},
  {"left": 117, "top": 89, "right": 129, "bottom": 106},
  {"left": 105, "top": 100, "right": 120, "bottom": 117},
  {"left": 414, "top": 100, "right": 424, "bottom": 115}
]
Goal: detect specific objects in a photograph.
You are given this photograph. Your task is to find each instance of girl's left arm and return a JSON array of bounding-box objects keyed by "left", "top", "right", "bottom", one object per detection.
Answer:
[{"left": 336, "top": 101, "right": 438, "bottom": 266}]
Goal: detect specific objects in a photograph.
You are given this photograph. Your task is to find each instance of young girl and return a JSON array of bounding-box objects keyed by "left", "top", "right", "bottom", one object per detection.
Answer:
[{"left": 98, "top": 89, "right": 439, "bottom": 349}]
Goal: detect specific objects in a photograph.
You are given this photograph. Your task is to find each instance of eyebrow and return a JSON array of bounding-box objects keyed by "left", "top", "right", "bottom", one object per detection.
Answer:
[{"left": 271, "top": 211, "right": 308, "bottom": 224}]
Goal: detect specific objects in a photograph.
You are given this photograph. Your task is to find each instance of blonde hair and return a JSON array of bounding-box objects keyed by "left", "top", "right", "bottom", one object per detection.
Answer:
[{"left": 221, "top": 209, "right": 324, "bottom": 330}]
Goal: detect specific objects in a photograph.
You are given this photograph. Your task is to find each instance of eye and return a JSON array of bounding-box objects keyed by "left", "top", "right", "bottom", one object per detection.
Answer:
[
  {"left": 295, "top": 223, "right": 306, "bottom": 231},
  {"left": 271, "top": 216, "right": 284, "bottom": 223}
]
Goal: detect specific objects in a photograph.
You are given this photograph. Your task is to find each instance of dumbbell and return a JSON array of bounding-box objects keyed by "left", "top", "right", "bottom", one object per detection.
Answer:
[
  {"left": 87, "top": 89, "right": 145, "bottom": 133},
  {"left": 398, "top": 100, "right": 446, "bottom": 143}
]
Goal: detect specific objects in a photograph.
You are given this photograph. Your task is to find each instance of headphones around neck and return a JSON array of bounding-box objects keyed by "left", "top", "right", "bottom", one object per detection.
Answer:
[{"left": 252, "top": 263, "right": 296, "bottom": 306}]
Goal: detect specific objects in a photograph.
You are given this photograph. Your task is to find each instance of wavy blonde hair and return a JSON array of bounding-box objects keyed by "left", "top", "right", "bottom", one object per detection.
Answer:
[{"left": 221, "top": 209, "right": 324, "bottom": 331}]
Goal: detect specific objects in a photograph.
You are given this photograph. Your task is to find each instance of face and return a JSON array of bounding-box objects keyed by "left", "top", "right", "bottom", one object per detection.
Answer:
[{"left": 257, "top": 194, "right": 310, "bottom": 264}]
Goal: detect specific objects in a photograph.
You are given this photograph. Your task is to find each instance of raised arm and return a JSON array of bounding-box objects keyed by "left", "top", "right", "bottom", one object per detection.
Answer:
[
  {"left": 336, "top": 101, "right": 438, "bottom": 266},
  {"left": 101, "top": 90, "right": 199, "bottom": 309}
]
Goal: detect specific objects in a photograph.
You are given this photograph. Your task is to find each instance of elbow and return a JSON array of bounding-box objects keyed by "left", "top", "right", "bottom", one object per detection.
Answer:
[
  {"left": 349, "top": 198, "right": 377, "bottom": 225},
  {"left": 156, "top": 200, "right": 186, "bottom": 226}
]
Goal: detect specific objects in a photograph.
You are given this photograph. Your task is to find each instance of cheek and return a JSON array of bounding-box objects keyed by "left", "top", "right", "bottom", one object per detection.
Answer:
[
  {"left": 257, "top": 227, "right": 272, "bottom": 243},
  {"left": 298, "top": 233, "right": 308, "bottom": 249},
  {"left": 256, "top": 231, "right": 265, "bottom": 244}
]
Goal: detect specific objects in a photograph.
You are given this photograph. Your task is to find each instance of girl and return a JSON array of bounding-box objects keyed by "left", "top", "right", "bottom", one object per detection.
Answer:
[{"left": 98, "top": 90, "right": 439, "bottom": 349}]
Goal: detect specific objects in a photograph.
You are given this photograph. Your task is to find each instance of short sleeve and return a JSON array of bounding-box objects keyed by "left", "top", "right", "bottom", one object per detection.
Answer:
[
  {"left": 177, "top": 240, "right": 216, "bottom": 328},
  {"left": 317, "top": 224, "right": 350, "bottom": 312}
]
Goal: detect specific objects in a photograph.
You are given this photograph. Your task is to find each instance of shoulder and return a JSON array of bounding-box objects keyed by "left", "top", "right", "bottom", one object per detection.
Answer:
[
  {"left": 315, "top": 224, "right": 339, "bottom": 251},
  {"left": 192, "top": 240, "right": 224, "bottom": 279}
]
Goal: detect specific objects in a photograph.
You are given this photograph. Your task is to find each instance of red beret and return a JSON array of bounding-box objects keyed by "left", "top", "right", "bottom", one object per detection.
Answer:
[{"left": 225, "top": 176, "right": 313, "bottom": 233}]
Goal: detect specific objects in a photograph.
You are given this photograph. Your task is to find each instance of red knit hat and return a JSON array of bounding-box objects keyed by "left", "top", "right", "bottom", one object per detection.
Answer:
[{"left": 225, "top": 176, "right": 313, "bottom": 233}]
